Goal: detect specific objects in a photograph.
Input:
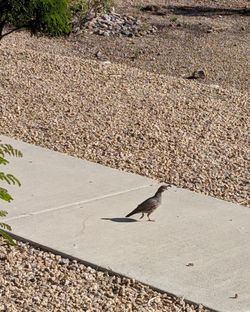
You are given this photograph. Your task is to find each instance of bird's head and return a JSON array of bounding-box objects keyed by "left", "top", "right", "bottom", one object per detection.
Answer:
[{"left": 157, "top": 184, "right": 171, "bottom": 193}]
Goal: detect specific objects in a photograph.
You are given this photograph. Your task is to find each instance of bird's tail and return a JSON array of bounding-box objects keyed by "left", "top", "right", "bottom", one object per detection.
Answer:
[{"left": 126, "top": 212, "right": 134, "bottom": 218}]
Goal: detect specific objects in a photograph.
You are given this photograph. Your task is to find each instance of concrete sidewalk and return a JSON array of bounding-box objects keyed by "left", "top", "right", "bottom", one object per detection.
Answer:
[{"left": 1, "top": 135, "right": 250, "bottom": 312}]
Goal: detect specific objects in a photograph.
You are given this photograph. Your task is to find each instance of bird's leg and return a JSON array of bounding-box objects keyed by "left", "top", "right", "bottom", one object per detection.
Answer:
[
  {"left": 147, "top": 213, "right": 155, "bottom": 222},
  {"left": 140, "top": 213, "right": 144, "bottom": 219}
]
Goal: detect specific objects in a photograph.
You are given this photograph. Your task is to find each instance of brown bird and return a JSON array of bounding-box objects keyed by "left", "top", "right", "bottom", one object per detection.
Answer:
[{"left": 126, "top": 185, "right": 171, "bottom": 221}]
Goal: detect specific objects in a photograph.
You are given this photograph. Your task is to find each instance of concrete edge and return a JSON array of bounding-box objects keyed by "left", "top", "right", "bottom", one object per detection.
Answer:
[{"left": 4, "top": 232, "right": 220, "bottom": 312}]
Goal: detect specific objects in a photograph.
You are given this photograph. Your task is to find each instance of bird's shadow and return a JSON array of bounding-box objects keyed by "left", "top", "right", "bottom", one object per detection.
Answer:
[{"left": 101, "top": 217, "right": 138, "bottom": 223}]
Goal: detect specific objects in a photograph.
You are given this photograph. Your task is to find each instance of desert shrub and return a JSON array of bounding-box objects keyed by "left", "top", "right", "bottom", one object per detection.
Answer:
[
  {"left": 0, "top": 0, "right": 71, "bottom": 41},
  {"left": 70, "top": 0, "right": 113, "bottom": 20}
]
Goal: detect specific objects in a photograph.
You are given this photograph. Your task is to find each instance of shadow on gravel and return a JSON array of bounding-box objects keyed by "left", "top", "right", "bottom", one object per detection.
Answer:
[
  {"left": 140, "top": 4, "right": 250, "bottom": 17},
  {"left": 101, "top": 217, "right": 137, "bottom": 223},
  {"left": 167, "top": 5, "right": 250, "bottom": 17}
]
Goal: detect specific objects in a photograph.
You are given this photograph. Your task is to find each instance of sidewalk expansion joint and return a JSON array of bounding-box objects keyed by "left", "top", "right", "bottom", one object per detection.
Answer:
[{"left": 4, "top": 183, "right": 157, "bottom": 222}]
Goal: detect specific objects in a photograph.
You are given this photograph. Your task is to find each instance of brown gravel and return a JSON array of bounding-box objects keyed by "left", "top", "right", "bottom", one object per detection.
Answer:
[
  {"left": 0, "top": 34, "right": 249, "bottom": 206},
  {"left": 0, "top": 239, "right": 209, "bottom": 312},
  {"left": 2, "top": 1, "right": 249, "bottom": 93}
]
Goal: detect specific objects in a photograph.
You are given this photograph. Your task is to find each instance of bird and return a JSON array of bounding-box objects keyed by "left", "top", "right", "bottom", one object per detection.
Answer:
[{"left": 125, "top": 185, "right": 171, "bottom": 221}]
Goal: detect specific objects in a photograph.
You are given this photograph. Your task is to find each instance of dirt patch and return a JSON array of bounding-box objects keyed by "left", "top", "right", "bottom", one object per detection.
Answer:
[{"left": 68, "top": 0, "right": 249, "bottom": 92}]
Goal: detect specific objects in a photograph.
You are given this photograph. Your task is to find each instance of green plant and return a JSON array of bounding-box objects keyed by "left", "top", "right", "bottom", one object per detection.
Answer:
[
  {"left": 0, "top": 0, "right": 71, "bottom": 41},
  {"left": 136, "top": 4, "right": 144, "bottom": 11},
  {"left": 140, "top": 22, "right": 151, "bottom": 33},
  {"left": 70, "top": 0, "right": 113, "bottom": 19},
  {"left": 130, "top": 47, "right": 144, "bottom": 60},
  {"left": 89, "top": 0, "right": 113, "bottom": 15},
  {"left": 70, "top": 0, "right": 89, "bottom": 15},
  {"left": 169, "top": 15, "right": 178, "bottom": 22},
  {"left": 0, "top": 143, "right": 22, "bottom": 245}
]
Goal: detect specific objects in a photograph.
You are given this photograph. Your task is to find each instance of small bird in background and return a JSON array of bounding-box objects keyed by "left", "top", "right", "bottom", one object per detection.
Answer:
[{"left": 125, "top": 185, "right": 171, "bottom": 221}]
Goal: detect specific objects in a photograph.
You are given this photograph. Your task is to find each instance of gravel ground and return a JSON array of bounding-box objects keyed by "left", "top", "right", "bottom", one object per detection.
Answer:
[
  {"left": 0, "top": 1, "right": 249, "bottom": 310},
  {"left": 0, "top": 239, "right": 209, "bottom": 312},
  {"left": 3, "top": 1, "right": 249, "bottom": 93},
  {"left": 0, "top": 36, "right": 249, "bottom": 206},
  {"left": 113, "top": 0, "right": 250, "bottom": 91}
]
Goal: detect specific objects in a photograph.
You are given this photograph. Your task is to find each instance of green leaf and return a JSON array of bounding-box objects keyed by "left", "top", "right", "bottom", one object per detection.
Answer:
[
  {"left": 0, "top": 156, "right": 9, "bottom": 165},
  {"left": 0, "top": 144, "right": 23, "bottom": 158},
  {"left": 0, "top": 229, "right": 16, "bottom": 246},
  {"left": 0, "top": 210, "right": 8, "bottom": 217},
  {"left": 0, "top": 172, "right": 11, "bottom": 184},
  {"left": 0, "top": 188, "right": 13, "bottom": 202},
  {"left": 0, "top": 142, "right": 21, "bottom": 247},
  {"left": 6, "top": 174, "right": 21, "bottom": 187},
  {"left": 0, "top": 222, "right": 12, "bottom": 231},
  {"left": 0, "top": 172, "right": 21, "bottom": 186}
]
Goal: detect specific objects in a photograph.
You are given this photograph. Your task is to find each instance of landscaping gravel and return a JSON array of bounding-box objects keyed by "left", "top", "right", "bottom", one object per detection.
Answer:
[
  {"left": 0, "top": 238, "right": 209, "bottom": 311},
  {"left": 0, "top": 2, "right": 249, "bottom": 308},
  {"left": 0, "top": 34, "right": 249, "bottom": 207}
]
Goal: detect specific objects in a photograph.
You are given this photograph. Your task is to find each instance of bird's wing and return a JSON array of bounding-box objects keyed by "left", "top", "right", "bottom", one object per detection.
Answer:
[
  {"left": 140, "top": 198, "right": 158, "bottom": 212},
  {"left": 132, "top": 197, "right": 158, "bottom": 214},
  {"left": 126, "top": 196, "right": 159, "bottom": 217}
]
